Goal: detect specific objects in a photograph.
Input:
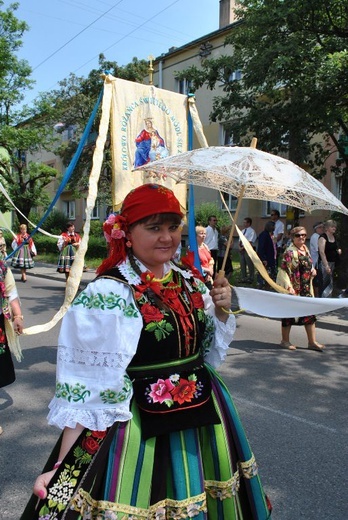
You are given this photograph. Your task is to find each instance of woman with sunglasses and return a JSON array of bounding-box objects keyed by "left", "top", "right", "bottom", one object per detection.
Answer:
[{"left": 276, "top": 226, "right": 324, "bottom": 351}]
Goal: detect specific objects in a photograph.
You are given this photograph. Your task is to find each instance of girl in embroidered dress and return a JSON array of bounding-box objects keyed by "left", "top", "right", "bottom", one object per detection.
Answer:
[
  {"left": 57, "top": 222, "right": 81, "bottom": 280},
  {"left": 22, "top": 184, "right": 271, "bottom": 520},
  {"left": 11, "top": 224, "right": 36, "bottom": 282}
]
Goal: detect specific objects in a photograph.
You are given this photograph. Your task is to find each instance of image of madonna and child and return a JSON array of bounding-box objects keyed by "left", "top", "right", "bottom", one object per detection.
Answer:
[
  {"left": 11, "top": 224, "right": 37, "bottom": 282},
  {"left": 21, "top": 184, "right": 272, "bottom": 520},
  {"left": 134, "top": 118, "right": 169, "bottom": 167}
]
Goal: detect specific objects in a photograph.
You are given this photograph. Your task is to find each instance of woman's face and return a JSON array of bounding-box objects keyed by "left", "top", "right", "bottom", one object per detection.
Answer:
[
  {"left": 128, "top": 219, "right": 181, "bottom": 272},
  {"left": 292, "top": 229, "right": 307, "bottom": 247},
  {"left": 196, "top": 230, "right": 206, "bottom": 245},
  {"left": 326, "top": 224, "right": 336, "bottom": 234}
]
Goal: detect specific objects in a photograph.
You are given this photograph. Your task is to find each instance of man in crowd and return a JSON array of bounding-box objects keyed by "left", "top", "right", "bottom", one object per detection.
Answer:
[
  {"left": 239, "top": 217, "right": 257, "bottom": 283},
  {"left": 310, "top": 221, "right": 324, "bottom": 297},
  {"left": 270, "top": 209, "right": 285, "bottom": 261},
  {"left": 205, "top": 215, "right": 219, "bottom": 275}
]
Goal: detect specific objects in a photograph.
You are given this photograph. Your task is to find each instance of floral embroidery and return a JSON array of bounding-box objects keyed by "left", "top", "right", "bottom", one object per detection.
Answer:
[
  {"left": 73, "top": 291, "right": 139, "bottom": 317},
  {"left": 38, "top": 464, "right": 81, "bottom": 519},
  {"left": 146, "top": 373, "right": 203, "bottom": 408},
  {"left": 141, "top": 302, "right": 164, "bottom": 323},
  {"left": 74, "top": 430, "right": 107, "bottom": 467},
  {"left": 0, "top": 327, "right": 6, "bottom": 355},
  {"left": 55, "top": 382, "right": 91, "bottom": 403},
  {"left": 205, "top": 471, "right": 241, "bottom": 500},
  {"left": 100, "top": 375, "right": 132, "bottom": 404},
  {"left": 201, "top": 315, "right": 214, "bottom": 355}
]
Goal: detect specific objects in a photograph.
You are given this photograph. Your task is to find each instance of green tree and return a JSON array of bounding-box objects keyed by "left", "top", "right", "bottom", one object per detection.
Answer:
[
  {"left": 177, "top": 0, "right": 348, "bottom": 285},
  {"left": 0, "top": 2, "right": 59, "bottom": 223}
]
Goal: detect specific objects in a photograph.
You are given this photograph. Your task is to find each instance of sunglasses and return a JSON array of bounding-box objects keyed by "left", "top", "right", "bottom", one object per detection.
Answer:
[{"left": 294, "top": 233, "right": 307, "bottom": 238}]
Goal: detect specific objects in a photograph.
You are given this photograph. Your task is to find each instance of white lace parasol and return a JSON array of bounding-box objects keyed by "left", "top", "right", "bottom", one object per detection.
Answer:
[{"left": 135, "top": 146, "right": 348, "bottom": 214}]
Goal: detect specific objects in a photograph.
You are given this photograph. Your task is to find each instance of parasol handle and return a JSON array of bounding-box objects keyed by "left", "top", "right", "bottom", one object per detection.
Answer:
[{"left": 218, "top": 136, "right": 257, "bottom": 278}]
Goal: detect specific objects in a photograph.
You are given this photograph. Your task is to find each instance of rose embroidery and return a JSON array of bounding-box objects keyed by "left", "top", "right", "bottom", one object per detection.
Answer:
[
  {"left": 171, "top": 378, "right": 197, "bottom": 405},
  {"left": 81, "top": 436, "right": 100, "bottom": 455},
  {"left": 141, "top": 303, "right": 164, "bottom": 323},
  {"left": 149, "top": 378, "right": 175, "bottom": 403},
  {"left": 191, "top": 291, "right": 204, "bottom": 309},
  {"left": 73, "top": 430, "right": 106, "bottom": 467},
  {"left": 146, "top": 373, "right": 202, "bottom": 408}
]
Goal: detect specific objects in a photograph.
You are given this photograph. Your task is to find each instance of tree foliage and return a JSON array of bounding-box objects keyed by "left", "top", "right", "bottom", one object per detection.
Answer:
[
  {"left": 177, "top": 0, "right": 348, "bottom": 284},
  {"left": 0, "top": 2, "right": 59, "bottom": 223}
]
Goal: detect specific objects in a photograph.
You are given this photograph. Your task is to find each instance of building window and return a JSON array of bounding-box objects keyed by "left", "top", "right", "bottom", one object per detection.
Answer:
[
  {"left": 264, "top": 202, "right": 287, "bottom": 217},
  {"left": 220, "top": 124, "right": 239, "bottom": 146},
  {"left": 228, "top": 70, "right": 242, "bottom": 82},
  {"left": 63, "top": 200, "right": 76, "bottom": 220},
  {"left": 84, "top": 199, "right": 100, "bottom": 220},
  {"left": 177, "top": 78, "right": 192, "bottom": 95},
  {"left": 221, "top": 192, "right": 238, "bottom": 212}
]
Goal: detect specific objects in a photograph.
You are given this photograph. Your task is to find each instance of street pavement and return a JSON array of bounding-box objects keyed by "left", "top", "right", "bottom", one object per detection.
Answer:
[{"left": 27, "top": 261, "right": 348, "bottom": 334}]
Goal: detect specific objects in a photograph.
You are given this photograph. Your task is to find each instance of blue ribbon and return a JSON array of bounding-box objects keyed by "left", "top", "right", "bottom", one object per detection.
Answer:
[{"left": 6, "top": 88, "right": 104, "bottom": 261}]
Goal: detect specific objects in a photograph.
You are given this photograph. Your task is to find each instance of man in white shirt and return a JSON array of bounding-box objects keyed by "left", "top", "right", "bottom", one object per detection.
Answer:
[
  {"left": 239, "top": 217, "right": 257, "bottom": 283},
  {"left": 310, "top": 221, "right": 324, "bottom": 296},
  {"left": 205, "top": 215, "right": 219, "bottom": 275},
  {"left": 270, "top": 209, "right": 285, "bottom": 261}
]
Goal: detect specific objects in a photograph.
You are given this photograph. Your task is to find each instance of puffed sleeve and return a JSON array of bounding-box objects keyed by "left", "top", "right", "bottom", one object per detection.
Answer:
[
  {"left": 194, "top": 277, "right": 236, "bottom": 368},
  {"left": 47, "top": 278, "right": 143, "bottom": 430}
]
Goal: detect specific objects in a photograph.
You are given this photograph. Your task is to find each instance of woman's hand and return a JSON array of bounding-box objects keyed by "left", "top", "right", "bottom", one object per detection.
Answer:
[
  {"left": 33, "top": 469, "right": 57, "bottom": 500},
  {"left": 210, "top": 276, "right": 232, "bottom": 322},
  {"left": 12, "top": 316, "right": 23, "bottom": 335},
  {"left": 287, "top": 287, "right": 296, "bottom": 295}
]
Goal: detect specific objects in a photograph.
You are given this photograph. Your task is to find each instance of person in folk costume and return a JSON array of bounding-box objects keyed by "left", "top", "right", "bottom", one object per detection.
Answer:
[
  {"left": 22, "top": 184, "right": 272, "bottom": 520},
  {"left": 0, "top": 260, "right": 24, "bottom": 435},
  {"left": 11, "top": 224, "right": 36, "bottom": 282},
  {"left": 57, "top": 222, "right": 81, "bottom": 280},
  {"left": 0, "top": 230, "right": 7, "bottom": 260}
]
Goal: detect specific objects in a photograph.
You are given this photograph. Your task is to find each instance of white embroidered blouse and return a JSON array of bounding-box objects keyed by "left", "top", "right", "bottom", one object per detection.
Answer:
[{"left": 47, "top": 258, "right": 236, "bottom": 431}]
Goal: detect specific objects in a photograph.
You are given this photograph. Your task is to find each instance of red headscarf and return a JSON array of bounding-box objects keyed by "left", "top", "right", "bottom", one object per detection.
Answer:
[{"left": 97, "top": 184, "right": 183, "bottom": 274}]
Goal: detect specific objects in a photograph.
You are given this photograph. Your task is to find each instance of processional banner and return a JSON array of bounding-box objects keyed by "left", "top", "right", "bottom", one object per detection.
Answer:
[{"left": 109, "top": 76, "right": 188, "bottom": 210}]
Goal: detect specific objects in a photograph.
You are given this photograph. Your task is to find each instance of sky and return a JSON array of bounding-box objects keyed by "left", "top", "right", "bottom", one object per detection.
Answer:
[{"left": 6, "top": 0, "right": 220, "bottom": 107}]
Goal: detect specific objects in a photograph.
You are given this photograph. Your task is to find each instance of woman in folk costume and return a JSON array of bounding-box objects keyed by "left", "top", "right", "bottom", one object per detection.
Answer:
[
  {"left": 0, "top": 260, "right": 24, "bottom": 434},
  {"left": 57, "top": 222, "right": 81, "bottom": 280},
  {"left": 22, "top": 184, "right": 271, "bottom": 520},
  {"left": 11, "top": 224, "right": 36, "bottom": 282}
]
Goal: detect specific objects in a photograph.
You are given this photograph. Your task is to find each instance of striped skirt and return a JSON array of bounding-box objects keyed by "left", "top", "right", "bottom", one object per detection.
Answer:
[
  {"left": 11, "top": 244, "right": 34, "bottom": 269},
  {"left": 21, "top": 366, "right": 271, "bottom": 520},
  {"left": 57, "top": 245, "right": 77, "bottom": 273}
]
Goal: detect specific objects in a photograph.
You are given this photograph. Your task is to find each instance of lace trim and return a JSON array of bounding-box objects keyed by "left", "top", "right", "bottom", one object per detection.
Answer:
[
  {"left": 239, "top": 453, "right": 259, "bottom": 479},
  {"left": 58, "top": 344, "right": 134, "bottom": 369},
  {"left": 70, "top": 488, "right": 207, "bottom": 519},
  {"left": 205, "top": 470, "right": 240, "bottom": 499},
  {"left": 47, "top": 404, "right": 132, "bottom": 431}
]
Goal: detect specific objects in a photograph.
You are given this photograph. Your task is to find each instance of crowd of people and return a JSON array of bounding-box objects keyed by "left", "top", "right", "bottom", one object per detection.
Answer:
[{"left": 195, "top": 212, "right": 344, "bottom": 353}]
